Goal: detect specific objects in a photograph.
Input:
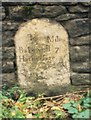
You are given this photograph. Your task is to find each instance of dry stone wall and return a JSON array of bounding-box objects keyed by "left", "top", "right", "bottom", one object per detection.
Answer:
[{"left": 2, "top": 2, "right": 91, "bottom": 87}]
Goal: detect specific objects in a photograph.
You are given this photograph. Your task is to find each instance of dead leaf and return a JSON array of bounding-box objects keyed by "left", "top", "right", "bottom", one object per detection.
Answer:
[
  {"left": 15, "top": 101, "right": 24, "bottom": 107},
  {"left": 63, "top": 98, "right": 70, "bottom": 104},
  {"left": 51, "top": 106, "right": 61, "bottom": 110},
  {"left": 77, "top": 104, "right": 82, "bottom": 111},
  {"left": 44, "top": 101, "right": 54, "bottom": 107},
  {"left": 26, "top": 113, "right": 33, "bottom": 118}
]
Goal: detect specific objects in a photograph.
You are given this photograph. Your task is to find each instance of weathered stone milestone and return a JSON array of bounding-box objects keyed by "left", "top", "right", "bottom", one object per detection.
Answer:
[{"left": 14, "top": 19, "right": 70, "bottom": 95}]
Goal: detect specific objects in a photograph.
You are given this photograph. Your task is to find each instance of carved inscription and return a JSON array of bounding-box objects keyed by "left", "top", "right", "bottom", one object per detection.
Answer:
[
  {"left": 17, "top": 34, "right": 61, "bottom": 63},
  {"left": 14, "top": 19, "right": 70, "bottom": 95}
]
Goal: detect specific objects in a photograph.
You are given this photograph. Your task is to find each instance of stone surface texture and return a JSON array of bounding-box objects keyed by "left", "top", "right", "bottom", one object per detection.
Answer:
[
  {"left": 14, "top": 19, "right": 70, "bottom": 95},
  {"left": 2, "top": 2, "right": 91, "bottom": 90}
]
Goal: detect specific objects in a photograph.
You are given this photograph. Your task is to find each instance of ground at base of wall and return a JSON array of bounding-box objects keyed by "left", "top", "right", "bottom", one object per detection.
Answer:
[{"left": 1, "top": 84, "right": 91, "bottom": 119}]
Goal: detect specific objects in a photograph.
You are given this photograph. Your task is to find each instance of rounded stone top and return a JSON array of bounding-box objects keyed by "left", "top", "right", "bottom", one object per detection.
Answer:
[
  {"left": 14, "top": 18, "right": 70, "bottom": 96},
  {"left": 15, "top": 18, "right": 68, "bottom": 42}
]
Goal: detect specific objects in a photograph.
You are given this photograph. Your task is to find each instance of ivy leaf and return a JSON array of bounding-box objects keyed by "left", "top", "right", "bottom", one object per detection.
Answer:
[
  {"left": 63, "top": 103, "right": 71, "bottom": 109},
  {"left": 72, "top": 103, "right": 79, "bottom": 108},
  {"left": 72, "top": 109, "right": 90, "bottom": 118},
  {"left": 68, "top": 107, "right": 78, "bottom": 114},
  {"left": 70, "top": 100, "right": 75, "bottom": 104},
  {"left": 77, "top": 97, "right": 85, "bottom": 105},
  {"left": 83, "top": 104, "right": 90, "bottom": 108},
  {"left": 84, "top": 98, "right": 91, "bottom": 104}
]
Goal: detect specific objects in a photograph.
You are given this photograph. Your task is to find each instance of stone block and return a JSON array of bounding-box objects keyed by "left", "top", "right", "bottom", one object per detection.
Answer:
[
  {"left": 1, "top": 6, "right": 5, "bottom": 20},
  {"left": 2, "top": 21, "right": 19, "bottom": 31},
  {"left": 70, "top": 35, "right": 90, "bottom": 46},
  {"left": 2, "top": 47, "right": 15, "bottom": 60},
  {"left": 68, "top": 5, "right": 89, "bottom": 13},
  {"left": 2, "top": 38, "right": 14, "bottom": 47},
  {"left": 70, "top": 46, "right": 89, "bottom": 62},
  {"left": 31, "top": 5, "right": 67, "bottom": 18},
  {"left": 14, "top": 18, "right": 70, "bottom": 96},
  {"left": 2, "top": 73, "right": 17, "bottom": 86},
  {"left": 71, "top": 62, "right": 90, "bottom": 73},
  {"left": 81, "top": 2, "right": 91, "bottom": 6},
  {"left": 65, "top": 18, "right": 89, "bottom": 38},
  {"left": 71, "top": 72, "right": 90, "bottom": 85},
  {"left": 55, "top": 13, "right": 88, "bottom": 22},
  {"left": 2, "top": 61, "right": 15, "bottom": 73}
]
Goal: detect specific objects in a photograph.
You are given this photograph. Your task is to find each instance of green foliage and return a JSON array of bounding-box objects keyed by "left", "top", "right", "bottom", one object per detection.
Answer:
[
  {"left": 1, "top": 84, "right": 91, "bottom": 119},
  {"left": 2, "top": 84, "right": 25, "bottom": 100},
  {"left": 54, "top": 110, "right": 66, "bottom": 118},
  {"left": 62, "top": 93, "right": 91, "bottom": 119},
  {"left": 72, "top": 109, "right": 90, "bottom": 118}
]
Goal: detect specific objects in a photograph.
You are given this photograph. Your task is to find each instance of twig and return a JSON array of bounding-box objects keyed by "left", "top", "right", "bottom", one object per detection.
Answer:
[{"left": 33, "top": 88, "right": 90, "bottom": 103}]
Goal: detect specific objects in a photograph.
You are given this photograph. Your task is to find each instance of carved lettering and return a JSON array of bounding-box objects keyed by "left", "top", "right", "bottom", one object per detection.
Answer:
[
  {"left": 14, "top": 19, "right": 70, "bottom": 95},
  {"left": 47, "top": 36, "right": 61, "bottom": 43},
  {"left": 18, "top": 55, "right": 32, "bottom": 62}
]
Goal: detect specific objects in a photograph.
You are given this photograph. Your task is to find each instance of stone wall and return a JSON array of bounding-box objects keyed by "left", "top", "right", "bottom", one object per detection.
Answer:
[{"left": 2, "top": 2, "right": 91, "bottom": 86}]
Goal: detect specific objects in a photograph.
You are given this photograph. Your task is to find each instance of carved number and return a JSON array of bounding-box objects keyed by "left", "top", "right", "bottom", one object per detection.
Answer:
[{"left": 55, "top": 47, "right": 59, "bottom": 53}]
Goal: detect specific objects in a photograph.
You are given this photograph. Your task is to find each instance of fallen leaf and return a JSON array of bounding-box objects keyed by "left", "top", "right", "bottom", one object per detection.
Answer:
[
  {"left": 51, "top": 106, "right": 61, "bottom": 110},
  {"left": 78, "top": 104, "right": 82, "bottom": 111},
  {"left": 44, "top": 101, "right": 54, "bottom": 107},
  {"left": 63, "top": 98, "right": 70, "bottom": 104},
  {"left": 26, "top": 113, "right": 33, "bottom": 118}
]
